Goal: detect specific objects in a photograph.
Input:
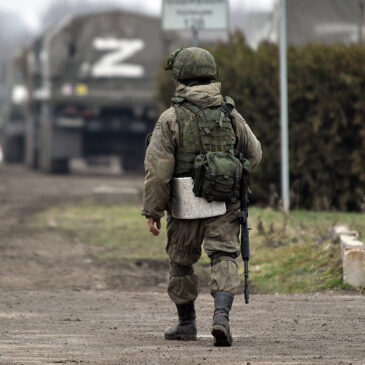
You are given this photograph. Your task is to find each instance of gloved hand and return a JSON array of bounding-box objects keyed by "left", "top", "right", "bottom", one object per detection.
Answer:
[{"left": 148, "top": 217, "right": 161, "bottom": 236}]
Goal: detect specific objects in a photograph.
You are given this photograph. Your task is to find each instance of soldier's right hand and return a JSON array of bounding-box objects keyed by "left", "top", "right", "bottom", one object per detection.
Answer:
[{"left": 148, "top": 217, "right": 161, "bottom": 236}]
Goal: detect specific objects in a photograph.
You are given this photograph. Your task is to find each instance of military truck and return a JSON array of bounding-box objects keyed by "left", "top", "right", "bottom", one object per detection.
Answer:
[
  {"left": 25, "top": 11, "right": 172, "bottom": 172},
  {"left": 0, "top": 50, "right": 29, "bottom": 163}
]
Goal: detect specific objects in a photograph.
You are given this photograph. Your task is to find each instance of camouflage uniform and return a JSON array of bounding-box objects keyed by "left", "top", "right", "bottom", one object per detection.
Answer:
[
  {"left": 143, "top": 81, "right": 261, "bottom": 302},
  {"left": 142, "top": 48, "right": 262, "bottom": 345}
]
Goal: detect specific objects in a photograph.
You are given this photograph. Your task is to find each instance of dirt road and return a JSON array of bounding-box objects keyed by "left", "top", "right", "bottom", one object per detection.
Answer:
[{"left": 0, "top": 165, "right": 364, "bottom": 364}]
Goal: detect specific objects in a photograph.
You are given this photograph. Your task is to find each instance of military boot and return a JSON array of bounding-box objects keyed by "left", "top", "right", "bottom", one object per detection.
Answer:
[
  {"left": 211, "top": 291, "right": 233, "bottom": 346},
  {"left": 164, "top": 301, "right": 197, "bottom": 341}
]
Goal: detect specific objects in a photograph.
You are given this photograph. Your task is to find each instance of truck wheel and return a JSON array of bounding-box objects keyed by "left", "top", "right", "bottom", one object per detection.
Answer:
[
  {"left": 50, "top": 158, "right": 69, "bottom": 174},
  {"left": 3, "top": 136, "right": 25, "bottom": 163},
  {"left": 25, "top": 115, "right": 38, "bottom": 169}
]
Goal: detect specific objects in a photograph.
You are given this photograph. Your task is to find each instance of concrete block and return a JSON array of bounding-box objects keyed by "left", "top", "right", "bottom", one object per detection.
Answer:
[
  {"left": 339, "top": 235, "right": 364, "bottom": 260},
  {"left": 343, "top": 249, "right": 365, "bottom": 287},
  {"left": 331, "top": 225, "right": 365, "bottom": 288},
  {"left": 330, "top": 225, "right": 359, "bottom": 242}
]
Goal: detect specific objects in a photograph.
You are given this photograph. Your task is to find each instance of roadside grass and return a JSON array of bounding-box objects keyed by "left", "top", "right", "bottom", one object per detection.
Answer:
[
  {"left": 32, "top": 202, "right": 364, "bottom": 293},
  {"left": 33, "top": 202, "right": 168, "bottom": 261},
  {"left": 248, "top": 208, "right": 364, "bottom": 293}
]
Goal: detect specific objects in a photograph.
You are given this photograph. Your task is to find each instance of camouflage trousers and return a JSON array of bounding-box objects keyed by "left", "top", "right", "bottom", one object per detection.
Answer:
[{"left": 166, "top": 202, "right": 241, "bottom": 304}]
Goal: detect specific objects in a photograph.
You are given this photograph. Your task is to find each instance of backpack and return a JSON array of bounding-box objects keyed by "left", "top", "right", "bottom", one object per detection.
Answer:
[{"left": 173, "top": 96, "right": 243, "bottom": 203}]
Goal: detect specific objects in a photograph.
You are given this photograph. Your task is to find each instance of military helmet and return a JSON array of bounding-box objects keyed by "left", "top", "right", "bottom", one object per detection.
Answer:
[{"left": 165, "top": 47, "right": 217, "bottom": 81}]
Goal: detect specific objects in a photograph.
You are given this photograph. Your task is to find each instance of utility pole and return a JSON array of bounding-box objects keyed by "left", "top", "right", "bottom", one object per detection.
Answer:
[
  {"left": 359, "top": 0, "right": 364, "bottom": 44},
  {"left": 279, "top": 0, "right": 290, "bottom": 213}
]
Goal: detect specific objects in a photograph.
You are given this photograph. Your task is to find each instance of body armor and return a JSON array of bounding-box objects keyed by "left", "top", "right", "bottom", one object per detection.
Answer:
[{"left": 172, "top": 96, "right": 236, "bottom": 177}]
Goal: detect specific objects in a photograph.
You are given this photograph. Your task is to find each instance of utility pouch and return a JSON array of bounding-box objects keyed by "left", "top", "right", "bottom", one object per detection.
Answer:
[{"left": 193, "top": 151, "right": 242, "bottom": 203}]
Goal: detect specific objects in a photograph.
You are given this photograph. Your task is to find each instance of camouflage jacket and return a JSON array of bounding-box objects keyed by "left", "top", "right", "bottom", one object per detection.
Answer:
[{"left": 142, "top": 82, "right": 262, "bottom": 219}]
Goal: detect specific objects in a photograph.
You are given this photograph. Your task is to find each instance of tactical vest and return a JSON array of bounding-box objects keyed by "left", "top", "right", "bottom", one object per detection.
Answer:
[
  {"left": 172, "top": 96, "right": 243, "bottom": 203},
  {"left": 172, "top": 96, "right": 237, "bottom": 177}
]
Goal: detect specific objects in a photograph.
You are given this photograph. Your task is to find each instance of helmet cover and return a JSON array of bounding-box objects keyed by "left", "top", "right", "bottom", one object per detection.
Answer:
[{"left": 165, "top": 47, "right": 217, "bottom": 81}]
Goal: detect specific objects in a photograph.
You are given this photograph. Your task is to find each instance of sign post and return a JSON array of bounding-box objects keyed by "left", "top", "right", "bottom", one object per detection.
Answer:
[
  {"left": 279, "top": 0, "right": 290, "bottom": 213},
  {"left": 162, "top": 0, "right": 229, "bottom": 45},
  {"left": 192, "top": 25, "right": 199, "bottom": 46}
]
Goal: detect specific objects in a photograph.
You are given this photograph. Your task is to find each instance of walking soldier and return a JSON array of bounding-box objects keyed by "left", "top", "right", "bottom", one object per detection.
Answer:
[{"left": 142, "top": 47, "right": 262, "bottom": 346}]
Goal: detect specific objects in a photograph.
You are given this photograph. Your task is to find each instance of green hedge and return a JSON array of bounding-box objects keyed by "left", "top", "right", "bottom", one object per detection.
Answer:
[{"left": 157, "top": 32, "right": 365, "bottom": 211}]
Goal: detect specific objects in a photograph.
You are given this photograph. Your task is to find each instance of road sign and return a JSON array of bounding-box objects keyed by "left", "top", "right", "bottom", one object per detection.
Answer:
[{"left": 162, "top": 0, "right": 229, "bottom": 31}]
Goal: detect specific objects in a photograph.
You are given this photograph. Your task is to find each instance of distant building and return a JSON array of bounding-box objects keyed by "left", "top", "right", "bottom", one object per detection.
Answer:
[
  {"left": 271, "top": 0, "right": 365, "bottom": 45},
  {"left": 0, "top": 11, "right": 32, "bottom": 107},
  {"left": 228, "top": 0, "right": 365, "bottom": 48}
]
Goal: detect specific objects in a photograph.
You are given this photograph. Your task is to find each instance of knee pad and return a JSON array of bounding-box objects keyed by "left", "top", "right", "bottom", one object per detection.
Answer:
[
  {"left": 168, "top": 264, "right": 199, "bottom": 304},
  {"left": 170, "top": 262, "right": 194, "bottom": 277},
  {"left": 210, "top": 252, "right": 238, "bottom": 268},
  {"left": 210, "top": 260, "right": 240, "bottom": 295}
]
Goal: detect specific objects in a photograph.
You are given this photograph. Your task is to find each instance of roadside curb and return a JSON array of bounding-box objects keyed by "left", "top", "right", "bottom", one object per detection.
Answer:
[{"left": 331, "top": 225, "right": 365, "bottom": 288}]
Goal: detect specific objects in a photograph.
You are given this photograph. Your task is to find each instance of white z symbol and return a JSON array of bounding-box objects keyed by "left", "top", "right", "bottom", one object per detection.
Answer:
[{"left": 91, "top": 38, "right": 145, "bottom": 78}]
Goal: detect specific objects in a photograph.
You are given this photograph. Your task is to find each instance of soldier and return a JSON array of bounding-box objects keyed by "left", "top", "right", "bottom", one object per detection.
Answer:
[{"left": 142, "top": 47, "right": 262, "bottom": 346}]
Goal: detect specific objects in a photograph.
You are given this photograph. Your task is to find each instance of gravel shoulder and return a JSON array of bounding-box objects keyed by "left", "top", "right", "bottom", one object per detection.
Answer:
[
  {"left": 1, "top": 291, "right": 364, "bottom": 364},
  {"left": 0, "top": 165, "right": 364, "bottom": 364}
]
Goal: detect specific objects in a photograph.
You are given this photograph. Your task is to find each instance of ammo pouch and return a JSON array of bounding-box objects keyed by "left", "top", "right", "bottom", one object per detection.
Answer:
[{"left": 193, "top": 151, "right": 242, "bottom": 203}]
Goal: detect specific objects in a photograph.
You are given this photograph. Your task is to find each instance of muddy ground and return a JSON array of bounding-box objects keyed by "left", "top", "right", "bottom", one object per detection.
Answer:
[{"left": 0, "top": 164, "right": 364, "bottom": 364}]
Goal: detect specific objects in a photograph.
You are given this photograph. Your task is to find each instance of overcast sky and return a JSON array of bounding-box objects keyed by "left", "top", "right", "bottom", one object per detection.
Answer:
[{"left": 0, "top": 0, "right": 275, "bottom": 30}]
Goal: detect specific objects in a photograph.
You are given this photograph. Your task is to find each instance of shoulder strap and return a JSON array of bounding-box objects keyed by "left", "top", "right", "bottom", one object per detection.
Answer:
[
  {"left": 222, "top": 96, "right": 239, "bottom": 153},
  {"left": 223, "top": 96, "right": 235, "bottom": 110},
  {"left": 180, "top": 102, "right": 208, "bottom": 153},
  {"left": 221, "top": 96, "right": 235, "bottom": 122},
  {"left": 172, "top": 100, "right": 202, "bottom": 176}
]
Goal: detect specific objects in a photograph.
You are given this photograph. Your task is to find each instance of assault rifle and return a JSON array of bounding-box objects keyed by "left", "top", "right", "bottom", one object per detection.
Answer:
[{"left": 238, "top": 154, "right": 251, "bottom": 304}]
